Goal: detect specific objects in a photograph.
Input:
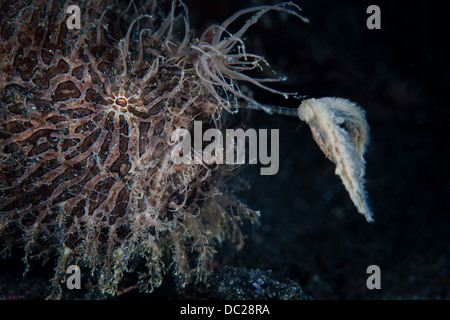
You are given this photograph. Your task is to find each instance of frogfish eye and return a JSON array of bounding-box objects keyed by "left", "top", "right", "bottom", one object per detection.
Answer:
[{"left": 115, "top": 98, "right": 127, "bottom": 108}]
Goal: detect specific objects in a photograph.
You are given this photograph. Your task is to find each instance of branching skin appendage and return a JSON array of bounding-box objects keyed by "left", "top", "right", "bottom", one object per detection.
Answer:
[{"left": 0, "top": 0, "right": 372, "bottom": 299}]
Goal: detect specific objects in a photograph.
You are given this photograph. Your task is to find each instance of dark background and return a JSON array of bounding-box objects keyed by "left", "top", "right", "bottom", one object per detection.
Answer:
[
  {"left": 186, "top": 0, "right": 449, "bottom": 299},
  {"left": 1, "top": 0, "right": 448, "bottom": 300}
]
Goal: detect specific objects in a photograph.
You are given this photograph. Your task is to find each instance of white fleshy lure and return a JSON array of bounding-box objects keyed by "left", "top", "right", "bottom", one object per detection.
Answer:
[{"left": 298, "top": 97, "right": 373, "bottom": 222}]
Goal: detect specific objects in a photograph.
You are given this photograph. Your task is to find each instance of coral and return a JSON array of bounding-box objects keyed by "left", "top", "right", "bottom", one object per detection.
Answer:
[{"left": 0, "top": 0, "right": 371, "bottom": 298}]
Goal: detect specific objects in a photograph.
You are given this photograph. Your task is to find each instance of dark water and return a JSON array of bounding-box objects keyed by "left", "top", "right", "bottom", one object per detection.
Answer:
[{"left": 193, "top": 0, "right": 450, "bottom": 300}]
